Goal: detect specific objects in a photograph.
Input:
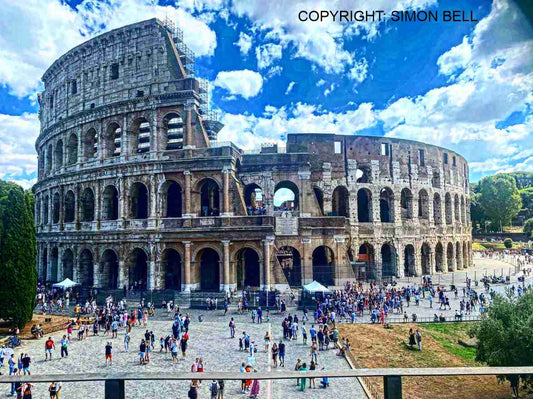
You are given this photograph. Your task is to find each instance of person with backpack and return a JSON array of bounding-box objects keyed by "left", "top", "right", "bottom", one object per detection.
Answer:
[{"left": 209, "top": 380, "right": 218, "bottom": 399}]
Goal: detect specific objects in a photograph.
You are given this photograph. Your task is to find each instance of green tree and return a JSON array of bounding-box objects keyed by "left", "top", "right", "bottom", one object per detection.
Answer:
[
  {"left": 0, "top": 185, "right": 37, "bottom": 328},
  {"left": 478, "top": 174, "right": 522, "bottom": 229},
  {"left": 524, "top": 218, "right": 533, "bottom": 237},
  {"left": 503, "top": 238, "right": 513, "bottom": 249},
  {"left": 519, "top": 187, "right": 533, "bottom": 220},
  {"left": 472, "top": 290, "right": 533, "bottom": 396}
]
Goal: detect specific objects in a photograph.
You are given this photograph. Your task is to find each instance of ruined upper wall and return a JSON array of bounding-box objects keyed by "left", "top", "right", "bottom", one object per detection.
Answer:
[{"left": 38, "top": 18, "right": 188, "bottom": 132}]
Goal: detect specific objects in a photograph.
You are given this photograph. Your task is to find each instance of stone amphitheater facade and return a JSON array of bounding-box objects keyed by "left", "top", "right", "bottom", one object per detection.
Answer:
[{"left": 33, "top": 18, "right": 472, "bottom": 293}]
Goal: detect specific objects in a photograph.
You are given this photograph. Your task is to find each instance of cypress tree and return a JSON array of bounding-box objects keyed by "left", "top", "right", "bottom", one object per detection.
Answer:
[{"left": 0, "top": 185, "right": 37, "bottom": 327}]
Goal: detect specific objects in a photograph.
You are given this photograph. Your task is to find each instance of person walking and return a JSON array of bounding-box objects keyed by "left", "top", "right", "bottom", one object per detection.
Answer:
[
  {"left": 105, "top": 342, "right": 113, "bottom": 366},
  {"left": 44, "top": 337, "right": 55, "bottom": 361},
  {"left": 278, "top": 340, "right": 285, "bottom": 367},
  {"left": 415, "top": 329, "right": 422, "bottom": 350},
  {"left": 272, "top": 343, "right": 279, "bottom": 367},
  {"left": 124, "top": 332, "right": 130, "bottom": 352},
  {"left": 60, "top": 335, "right": 68, "bottom": 358}
]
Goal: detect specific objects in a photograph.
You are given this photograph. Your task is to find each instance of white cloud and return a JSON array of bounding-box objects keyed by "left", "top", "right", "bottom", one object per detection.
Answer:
[
  {"left": 234, "top": 32, "right": 252, "bottom": 56},
  {"left": 0, "top": 113, "right": 39, "bottom": 186},
  {"left": 324, "top": 83, "right": 335, "bottom": 96},
  {"left": 214, "top": 69, "right": 263, "bottom": 99},
  {"left": 285, "top": 81, "right": 296, "bottom": 95},
  {"left": 266, "top": 66, "right": 283, "bottom": 78},
  {"left": 256, "top": 43, "right": 282, "bottom": 69},
  {"left": 316, "top": 79, "right": 327, "bottom": 87},
  {"left": 0, "top": 0, "right": 217, "bottom": 98},
  {"left": 348, "top": 58, "right": 369, "bottom": 83},
  {"left": 437, "top": 36, "right": 472, "bottom": 76}
]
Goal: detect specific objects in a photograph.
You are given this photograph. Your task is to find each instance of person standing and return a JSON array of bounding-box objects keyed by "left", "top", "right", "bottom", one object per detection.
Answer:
[
  {"left": 124, "top": 332, "right": 130, "bottom": 352},
  {"left": 21, "top": 354, "right": 31, "bottom": 375},
  {"left": 60, "top": 335, "right": 68, "bottom": 358},
  {"left": 408, "top": 328, "right": 416, "bottom": 349},
  {"left": 45, "top": 337, "right": 55, "bottom": 361},
  {"left": 278, "top": 340, "right": 285, "bottom": 367},
  {"left": 229, "top": 318, "right": 235, "bottom": 338},
  {"left": 299, "top": 362, "right": 308, "bottom": 391},
  {"left": 415, "top": 329, "right": 422, "bottom": 350},
  {"left": 105, "top": 342, "right": 113, "bottom": 366}
]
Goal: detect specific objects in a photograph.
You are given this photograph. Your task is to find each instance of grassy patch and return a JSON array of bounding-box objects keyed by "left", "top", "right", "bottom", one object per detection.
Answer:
[
  {"left": 420, "top": 323, "right": 478, "bottom": 363},
  {"left": 472, "top": 242, "right": 487, "bottom": 250}
]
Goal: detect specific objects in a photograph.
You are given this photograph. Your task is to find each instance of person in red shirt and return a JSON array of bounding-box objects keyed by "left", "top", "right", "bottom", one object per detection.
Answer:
[{"left": 45, "top": 337, "right": 55, "bottom": 361}]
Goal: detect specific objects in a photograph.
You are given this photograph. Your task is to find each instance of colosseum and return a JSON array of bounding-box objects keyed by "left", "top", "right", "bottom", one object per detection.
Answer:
[{"left": 33, "top": 18, "right": 472, "bottom": 296}]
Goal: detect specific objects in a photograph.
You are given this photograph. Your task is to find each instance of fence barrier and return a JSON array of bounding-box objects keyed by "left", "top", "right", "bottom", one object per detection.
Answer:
[{"left": 1, "top": 367, "right": 532, "bottom": 399}]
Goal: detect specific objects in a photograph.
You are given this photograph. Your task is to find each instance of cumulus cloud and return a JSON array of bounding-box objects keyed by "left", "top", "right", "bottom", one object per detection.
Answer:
[
  {"left": 234, "top": 32, "right": 252, "bottom": 56},
  {"left": 214, "top": 70, "right": 264, "bottom": 99},
  {"left": 256, "top": 43, "right": 282, "bottom": 69},
  {"left": 0, "top": 0, "right": 217, "bottom": 98},
  {"left": 285, "top": 81, "right": 296, "bottom": 95},
  {"left": 348, "top": 58, "right": 369, "bottom": 83}
]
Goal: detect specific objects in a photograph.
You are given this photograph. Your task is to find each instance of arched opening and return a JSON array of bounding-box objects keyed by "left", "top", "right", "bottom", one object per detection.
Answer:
[
  {"left": 356, "top": 166, "right": 371, "bottom": 183},
  {"left": 400, "top": 188, "right": 414, "bottom": 221},
  {"left": 445, "top": 193, "right": 452, "bottom": 225},
  {"left": 131, "top": 182, "right": 149, "bottom": 219},
  {"left": 62, "top": 249, "right": 74, "bottom": 280},
  {"left": 129, "top": 248, "right": 148, "bottom": 290},
  {"left": 456, "top": 242, "right": 462, "bottom": 270},
  {"left": 81, "top": 188, "right": 95, "bottom": 222},
  {"left": 421, "top": 243, "right": 431, "bottom": 275},
  {"left": 130, "top": 118, "right": 150, "bottom": 154},
  {"left": 54, "top": 140, "right": 63, "bottom": 169},
  {"left": 52, "top": 193, "right": 60, "bottom": 224},
  {"left": 313, "top": 187, "right": 324, "bottom": 215},
  {"left": 42, "top": 248, "right": 48, "bottom": 281},
  {"left": 165, "top": 181, "right": 183, "bottom": 217},
  {"left": 276, "top": 246, "right": 302, "bottom": 287},
  {"left": 236, "top": 248, "right": 261, "bottom": 289},
  {"left": 83, "top": 128, "right": 97, "bottom": 159},
  {"left": 198, "top": 248, "right": 220, "bottom": 291},
  {"left": 358, "top": 243, "right": 376, "bottom": 279},
  {"left": 50, "top": 248, "right": 58, "bottom": 282},
  {"left": 461, "top": 196, "right": 466, "bottom": 224},
  {"left": 46, "top": 144, "right": 53, "bottom": 174},
  {"left": 244, "top": 183, "right": 264, "bottom": 215},
  {"left": 357, "top": 188, "right": 372, "bottom": 222},
  {"left": 79, "top": 249, "right": 94, "bottom": 287},
  {"left": 101, "top": 249, "right": 119, "bottom": 289},
  {"left": 312, "top": 246, "right": 335, "bottom": 286},
  {"left": 379, "top": 188, "right": 394, "bottom": 223},
  {"left": 332, "top": 186, "right": 350, "bottom": 217},
  {"left": 163, "top": 249, "right": 182, "bottom": 290},
  {"left": 447, "top": 242, "right": 454, "bottom": 271},
  {"left": 454, "top": 194, "right": 460, "bottom": 223},
  {"left": 43, "top": 196, "right": 49, "bottom": 225},
  {"left": 435, "top": 242, "right": 444, "bottom": 272},
  {"left": 463, "top": 242, "right": 468, "bottom": 269},
  {"left": 198, "top": 179, "right": 220, "bottom": 216},
  {"left": 67, "top": 133, "right": 78, "bottom": 165},
  {"left": 102, "top": 185, "right": 119, "bottom": 220},
  {"left": 403, "top": 245, "right": 415, "bottom": 277},
  {"left": 103, "top": 123, "right": 121, "bottom": 158},
  {"left": 433, "top": 193, "right": 442, "bottom": 224},
  {"left": 64, "top": 191, "right": 75, "bottom": 223},
  {"left": 163, "top": 113, "right": 184, "bottom": 150},
  {"left": 432, "top": 171, "right": 441, "bottom": 188},
  {"left": 36, "top": 200, "right": 41, "bottom": 225},
  {"left": 274, "top": 181, "right": 299, "bottom": 211},
  {"left": 381, "top": 244, "right": 396, "bottom": 279},
  {"left": 418, "top": 189, "right": 429, "bottom": 220}
]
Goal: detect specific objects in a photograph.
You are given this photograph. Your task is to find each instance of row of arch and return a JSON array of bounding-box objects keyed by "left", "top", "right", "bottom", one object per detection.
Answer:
[
  {"left": 39, "top": 239, "right": 471, "bottom": 290},
  {"left": 36, "top": 178, "right": 222, "bottom": 225},
  {"left": 41, "top": 113, "right": 185, "bottom": 175}
]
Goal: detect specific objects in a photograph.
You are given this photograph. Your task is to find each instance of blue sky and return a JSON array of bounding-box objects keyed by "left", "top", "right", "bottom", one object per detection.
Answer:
[{"left": 0, "top": 0, "right": 531, "bottom": 188}]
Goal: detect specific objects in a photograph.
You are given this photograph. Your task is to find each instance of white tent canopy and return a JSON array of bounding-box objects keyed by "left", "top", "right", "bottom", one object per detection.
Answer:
[
  {"left": 303, "top": 280, "right": 331, "bottom": 293},
  {"left": 52, "top": 278, "right": 80, "bottom": 289}
]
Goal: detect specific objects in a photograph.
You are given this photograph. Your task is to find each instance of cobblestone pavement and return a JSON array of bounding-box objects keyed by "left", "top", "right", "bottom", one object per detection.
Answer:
[{"left": 4, "top": 311, "right": 365, "bottom": 398}]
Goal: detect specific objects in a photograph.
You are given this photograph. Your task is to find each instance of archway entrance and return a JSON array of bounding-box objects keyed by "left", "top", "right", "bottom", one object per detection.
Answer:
[
  {"left": 42, "top": 248, "right": 48, "bottom": 282},
  {"left": 404, "top": 245, "right": 415, "bottom": 277},
  {"left": 274, "top": 181, "right": 299, "bottom": 211},
  {"left": 129, "top": 248, "right": 148, "bottom": 290},
  {"left": 102, "top": 186, "right": 119, "bottom": 220},
  {"left": 199, "top": 179, "right": 220, "bottom": 216},
  {"left": 358, "top": 243, "right": 376, "bottom": 279},
  {"left": 163, "top": 249, "right": 182, "bottom": 290},
  {"left": 381, "top": 244, "right": 396, "bottom": 279},
  {"left": 131, "top": 183, "right": 148, "bottom": 219},
  {"left": 62, "top": 249, "right": 74, "bottom": 280},
  {"left": 379, "top": 188, "right": 394, "bottom": 223},
  {"left": 236, "top": 248, "right": 261, "bottom": 289},
  {"left": 332, "top": 186, "right": 350, "bottom": 217},
  {"left": 447, "top": 243, "right": 454, "bottom": 271},
  {"left": 435, "top": 242, "right": 444, "bottom": 272},
  {"left": 199, "top": 248, "right": 220, "bottom": 291},
  {"left": 101, "top": 250, "right": 119, "bottom": 289},
  {"left": 357, "top": 189, "right": 372, "bottom": 222},
  {"left": 244, "top": 184, "right": 264, "bottom": 215},
  {"left": 276, "top": 246, "right": 302, "bottom": 287},
  {"left": 165, "top": 182, "right": 183, "bottom": 217},
  {"left": 421, "top": 243, "right": 431, "bottom": 275},
  {"left": 312, "top": 246, "right": 335, "bottom": 286},
  {"left": 79, "top": 249, "right": 94, "bottom": 287},
  {"left": 51, "top": 248, "right": 58, "bottom": 282}
]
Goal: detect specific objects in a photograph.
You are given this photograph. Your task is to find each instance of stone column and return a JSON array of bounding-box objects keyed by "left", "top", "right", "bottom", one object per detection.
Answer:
[
  {"left": 184, "top": 106, "right": 195, "bottom": 149},
  {"left": 75, "top": 185, "right": 81, "bottom": 230},
  {"left": 148, "top": 253, "right": 156, "bottom": 290},
  {"left": 95, "top": 181, "right": 101, "bottom": 230},
  {"left": 221, "top": 167, "right": 232, "bottom": 216},
  {"left": 394, "top": 189, "right": 402, "bottom": 226},
  {"left": 149, "top": 174, "right": 157, "bottom": 228},
  {"left": 222, "top": 240, "right": 230, "bottom": 290},
  {"left": 262, "top": 238, "right": 272, "bottom": 290},
  {"left": 183, "top": 171, "right": 194, "bottom": 217},
  {"left": 442, "top": 244, "right": 449, "bottom": 273},
  {"left": 298, "top": 170, "right": 311, "bottom": 217},
  {"left": 57, "top": 247, "right": 63, "bottom": 281},
  {"left": 301, "top": 238, "right": 312, "bottom": 284},
  {"left": 118, "top": 259, "right": 126, "bottom": 290},
  {"left": 183, "top": 241, "right": 192, "bottom": 291},
  {"left": 59, "top": 187, "right": 64, "bottom": 231},
  {"left": 334, "top": 235, "right": 345, "bottom": 287},
  {"left": 396, "top": 244, "right": 404, "bottom": 278},
  {"left": 46, "top": 243, "right": 52, "bottom": 282}
]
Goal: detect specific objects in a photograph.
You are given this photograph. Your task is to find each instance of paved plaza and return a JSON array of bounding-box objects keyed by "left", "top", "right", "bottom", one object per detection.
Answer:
[{"left": 3, "top": 255, "right": 528, "bottom": 399}]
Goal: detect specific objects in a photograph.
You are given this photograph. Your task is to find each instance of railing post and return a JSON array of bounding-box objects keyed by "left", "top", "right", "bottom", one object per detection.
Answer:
[
  {"left": 384, "top": 375, "right": 402, "bottom": 399},
  {"left": 105, "top": 379, "right": 125, "bottom": 399}
]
